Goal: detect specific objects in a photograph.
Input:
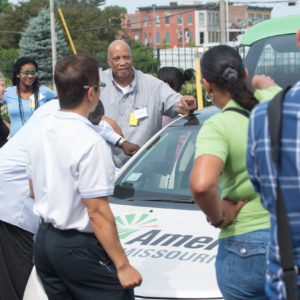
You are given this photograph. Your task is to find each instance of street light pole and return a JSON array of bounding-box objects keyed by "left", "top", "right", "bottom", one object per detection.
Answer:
[{"left": 50, "top": 0, "right": 57, "bottom": 89}]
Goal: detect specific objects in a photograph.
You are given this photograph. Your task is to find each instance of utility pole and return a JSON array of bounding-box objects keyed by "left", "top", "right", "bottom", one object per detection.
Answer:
[
  {"left": 152, "top": 4, "right": 156, "bottom": 50},
  {"left": 225, "top": 0, "right": 229, "bottom": 43},
  {"left": 219, "top": 0, "right": 226, "bottom": 44},
  {"left": 50, "top": 0, "right": 57, "bottom": 89}
]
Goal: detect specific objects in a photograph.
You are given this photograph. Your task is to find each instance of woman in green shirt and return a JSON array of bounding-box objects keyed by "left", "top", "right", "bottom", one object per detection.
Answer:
[{"left": 190, "top": 45, "right": 280, "bottom": 300}]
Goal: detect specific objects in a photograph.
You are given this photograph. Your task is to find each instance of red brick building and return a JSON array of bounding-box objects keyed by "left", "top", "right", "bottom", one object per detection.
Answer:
[
  {"left": 122, "top": 2, "right": 218, "bottom": 48},
  {"left": 121, "top": 2, "right": 272, "bottom": 48}
]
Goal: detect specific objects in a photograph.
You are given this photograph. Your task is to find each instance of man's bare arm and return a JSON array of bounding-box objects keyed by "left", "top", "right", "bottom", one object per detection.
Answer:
[{"left": 83, "top": 196, "right": 142, "bottom": 289}]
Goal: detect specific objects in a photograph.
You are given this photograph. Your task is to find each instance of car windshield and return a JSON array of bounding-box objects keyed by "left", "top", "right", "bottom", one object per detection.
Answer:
[
  {"left": 113, "top": 115, "right": 202, "bottom": 203},
  {"left": 244, "top": 34, "right": 300, "bottom": 87}
]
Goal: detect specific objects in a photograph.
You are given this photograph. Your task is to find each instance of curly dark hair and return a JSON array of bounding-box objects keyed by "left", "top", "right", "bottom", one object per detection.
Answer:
[
  {"left": 12, "top": 57, "right": 40, "bottom": 124},
  {"left": 157, "top": 67, "right": 195, "bottom": 93},
  {"left": 201, "top": 45, "right": 258, "bottom": 111}
]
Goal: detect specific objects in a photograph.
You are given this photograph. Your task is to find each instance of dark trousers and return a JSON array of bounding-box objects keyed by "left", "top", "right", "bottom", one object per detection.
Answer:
[
  {"left": 34, "top": 223, "right": 134, "bottom": 300},
  {"left": 0, "top": 220, "right": 34, "bottom": 300}
]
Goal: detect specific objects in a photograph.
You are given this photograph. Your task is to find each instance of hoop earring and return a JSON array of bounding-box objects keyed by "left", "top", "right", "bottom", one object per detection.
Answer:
[{"left": 206, "top": 93, "right": 214, "bottom": 103}]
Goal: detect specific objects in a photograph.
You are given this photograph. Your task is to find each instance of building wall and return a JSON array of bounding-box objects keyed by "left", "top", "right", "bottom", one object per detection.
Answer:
[
  {"left": 195, "top": 10, "right": 220, "bottom": 45},
  {"left": 121, "top": 3, "right": 272, "bottom": 47},
  {"left": 121, "top": 13, "right": 143, "bottom": 41},
  {"left": 138, "top": 9, "right": 195, "bottom": 48},
  {"left": 229, "top": 5, "right": 271, "bottom": 28}
]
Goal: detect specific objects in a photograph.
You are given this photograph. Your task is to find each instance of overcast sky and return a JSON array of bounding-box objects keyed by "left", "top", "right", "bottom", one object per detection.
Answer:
[
  {"left": 102, "top": 0, "right": 300, "bottom": 17},
  {"left": 9, "top": 0, "right": 300, "bottom": 17}
]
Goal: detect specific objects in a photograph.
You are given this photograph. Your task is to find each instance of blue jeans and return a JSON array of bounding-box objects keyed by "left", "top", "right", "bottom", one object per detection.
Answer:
[{"left": 215, "top": 229, "right": 270, "bottom": 300}]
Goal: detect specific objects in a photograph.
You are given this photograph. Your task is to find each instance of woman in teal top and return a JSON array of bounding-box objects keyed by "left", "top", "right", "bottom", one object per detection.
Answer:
[
  {"left": 190, "top": 45, "right": 281, "bottom": 299},
  {"left": 0, "top": 57, "right": 56, "bottom": 136}
]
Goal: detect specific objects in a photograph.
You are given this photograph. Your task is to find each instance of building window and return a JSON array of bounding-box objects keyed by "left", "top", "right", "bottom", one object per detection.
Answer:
[
  {"left": 178, "top": 14, "right": 182, "bottom": 25},
  {"left": 144, "top": 33, "right": 148, "bottom": 45},
  {"left": 156, "top": 15, "right": 160, "bottom": 25},
  {"left": 200, "top": 32, "right": 204, "bottom": 44},
  {"left": 149, "top": 16, "right": 151, "bottom": 24},
  {"left": 165, "top": 15, "right": 170, "bottom": 25},
  {"left": 189, "top": 31, "right": 193, "bottom": 43},
  {"left": 134, "top": 34, "right": 139, "bottom": 41},
  {"left": 248, "top": 13, "right": 254, "bottom": 26},
  {"left": 264, "top": 14, "right": 269, "bottom": 20},
  {"left": 256, "top": 14, "right": 262, "bottom": 21},
  {"left": 156, "top": 32, "right": 161, "bottom": 44},
  {"left": 208, "top": 13, "right": 212, "bottom": 26},
  {"left": 166, "top": 32, "right": 170, "bottom": 44},
  {"left": 144, "top": 16, "right": 147, "bottom": 26},
  {"left": 199, "top": 12, "right": 204, "bottom": 25},
  {"left": 188, "top": 14, "right": 192, "bottom": 25}
]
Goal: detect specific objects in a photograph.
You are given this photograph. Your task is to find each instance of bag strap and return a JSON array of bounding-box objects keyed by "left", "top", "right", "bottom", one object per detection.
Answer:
[
  {"left": 267, "top": 86, "right": 298, "bottom": 300},
  {"left": 223, "top": 107, "right": 249, "bottom": 118}
]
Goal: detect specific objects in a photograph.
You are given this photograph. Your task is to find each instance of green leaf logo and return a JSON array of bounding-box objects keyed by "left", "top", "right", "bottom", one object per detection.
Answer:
[{"left": 115, "top": 213, "right": 158, "bottom": 239}]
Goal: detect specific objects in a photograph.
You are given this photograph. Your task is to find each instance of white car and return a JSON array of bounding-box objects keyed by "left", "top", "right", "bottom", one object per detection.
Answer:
[{"left": 24, "top": 106, "right": 223, "bottom": 300}]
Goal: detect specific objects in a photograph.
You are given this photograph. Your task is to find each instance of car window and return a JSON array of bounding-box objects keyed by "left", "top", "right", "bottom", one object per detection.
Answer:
[
  {"left": 114, "top": 116, "right": 201, "bottom": 203},
  {"left": 244, "top": 34, "right": 300, "bottom": 88}
]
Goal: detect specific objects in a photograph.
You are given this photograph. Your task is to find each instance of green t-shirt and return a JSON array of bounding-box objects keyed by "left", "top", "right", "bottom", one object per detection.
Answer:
[{"left": 194, "top": 86, "right": 281, "bottom": 239}]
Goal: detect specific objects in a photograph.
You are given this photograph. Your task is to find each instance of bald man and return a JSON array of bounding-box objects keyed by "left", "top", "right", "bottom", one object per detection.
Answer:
[{"left": 100, "top": 40, "right": 197, "bottom": 168}]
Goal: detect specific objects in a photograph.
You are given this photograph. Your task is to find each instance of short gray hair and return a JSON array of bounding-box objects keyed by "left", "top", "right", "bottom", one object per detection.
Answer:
[{"left": 0, "top": 72, "right": 4, "bottom": 81}]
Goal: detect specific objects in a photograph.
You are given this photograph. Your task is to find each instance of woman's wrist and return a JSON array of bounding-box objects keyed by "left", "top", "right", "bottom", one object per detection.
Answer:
[{"left": 206, "top": 210, "right": 226, "bottom": 228}]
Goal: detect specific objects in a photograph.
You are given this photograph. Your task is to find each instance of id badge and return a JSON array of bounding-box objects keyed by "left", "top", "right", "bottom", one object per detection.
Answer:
[
  {"left": 133, "top": 107, "right": 148, "bottom": 119},
  {"left": 129, "top": 112, "right": 138, "bottom": 126},
  {"left": 30, "top": 99, "right": 35, "bottom": 109}
]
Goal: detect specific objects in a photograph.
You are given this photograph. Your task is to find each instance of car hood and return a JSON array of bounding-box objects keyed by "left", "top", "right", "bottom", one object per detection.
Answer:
[{"left": 110, "top": 200, "right": 222, "bottom": 299}]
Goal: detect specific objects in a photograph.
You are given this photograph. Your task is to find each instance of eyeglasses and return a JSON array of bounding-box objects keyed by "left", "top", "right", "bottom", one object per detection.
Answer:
[
  {"left": 83, "top": 82, "right": 106, "bottom": 89},
  {"left": 21, "top": 71, "right": 38, "bottom": 77}
]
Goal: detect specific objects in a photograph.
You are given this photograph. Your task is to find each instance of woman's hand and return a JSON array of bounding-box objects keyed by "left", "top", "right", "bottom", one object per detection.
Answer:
[
  {"left": 219, "top": 199, "right": 248, "bottom": 228},
  {"left": 252, "top": 75, "right": 278, "bottom": 90}
]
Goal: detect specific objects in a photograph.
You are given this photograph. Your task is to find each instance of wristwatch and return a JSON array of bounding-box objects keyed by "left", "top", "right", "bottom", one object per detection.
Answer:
[
  {"left": 117, "top": 137, "right": 126, "bottom": 148},
  {"left": 207, "top": 211, "right": 226, "bottom": 228}
]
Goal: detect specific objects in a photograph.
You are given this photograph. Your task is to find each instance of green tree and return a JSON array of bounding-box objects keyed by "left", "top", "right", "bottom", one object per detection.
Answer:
[
  {"left": 126, "top": 39, "right": 158, "bottom": 74},
  {"left": 19, "top": 9, "right": 68, "bottom": 83},
  {"left": 61, "top": 5, "right": 126, "bottom": 54},
  {"left": 0, "top": 0, "right": 10, "bottom": 12},
  {"left": 0, "top": 0, "right": 125, "bottom": 52},
  {"left": 0, "top": 47, "right": 19, "bottom": 79}
]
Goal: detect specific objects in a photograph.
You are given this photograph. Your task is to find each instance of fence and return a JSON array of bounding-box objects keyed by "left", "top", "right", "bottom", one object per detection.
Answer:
[{"left": 156, "top": 47, "right": 202, "bottom": 71}]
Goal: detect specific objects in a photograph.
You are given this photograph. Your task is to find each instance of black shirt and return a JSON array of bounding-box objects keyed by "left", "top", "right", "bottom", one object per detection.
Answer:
[{"left": 0, "top": 116, "right": 9, "bottom": 147}]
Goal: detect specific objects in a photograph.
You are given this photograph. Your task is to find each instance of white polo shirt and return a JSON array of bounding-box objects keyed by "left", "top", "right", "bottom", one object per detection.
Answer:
[
  {"left": 26, "top": 110, "right": 115, "bottom": 233},
  {"left": 0, "top": 100, "right": 59, "bottom": 233}
]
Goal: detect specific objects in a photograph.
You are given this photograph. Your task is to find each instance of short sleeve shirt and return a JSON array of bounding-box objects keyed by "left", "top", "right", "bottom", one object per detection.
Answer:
[
  {"left": 1, "top": 85, "right": 56, "bottom": 136},
  {"left": 194, "top": 86, "right": 281, "bottom": 239},
  {"left": 27, "top": 111, "right": 115, "bottom": 232}
]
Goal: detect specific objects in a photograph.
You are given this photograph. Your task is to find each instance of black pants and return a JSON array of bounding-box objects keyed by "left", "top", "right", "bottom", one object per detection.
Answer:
[
  {"left": 0, "top": 220, "right": 34, "bottom": 300},
  {"left": 34, "top": 223, "right": 134, "bottom": 300}
]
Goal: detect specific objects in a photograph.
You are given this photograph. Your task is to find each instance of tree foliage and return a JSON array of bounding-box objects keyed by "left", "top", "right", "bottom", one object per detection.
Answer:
[
  {"left": 19, "top": 9, "right": 68, "bottom": 83},
  {"left": 60, "top": 5, "right": 126, "bottom": 54},
  {"left": 0, "top": 0, "right": 126, "bottom": 54},
  {"left": 0, "top": 0, "right": 11, "bottom": 12},
  {"left": 126, "top": 39, "right": 158, "bottom": 74},
  {"left": 0, "top": 47, "right": 19, "bottom": 79}
]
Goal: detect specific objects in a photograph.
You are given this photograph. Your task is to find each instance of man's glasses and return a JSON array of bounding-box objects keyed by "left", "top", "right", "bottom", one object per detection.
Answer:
[
  {"left": 83, "top": 82, "right": 106, "bottom": 89},
  {"left": 21, "top": 71, "right": 38, "bottom": 77}
]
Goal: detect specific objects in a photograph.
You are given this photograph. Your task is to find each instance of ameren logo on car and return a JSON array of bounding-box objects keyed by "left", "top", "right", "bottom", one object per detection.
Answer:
[{"left": 115, "top": 213, "right": 218, "bottom": 264}]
